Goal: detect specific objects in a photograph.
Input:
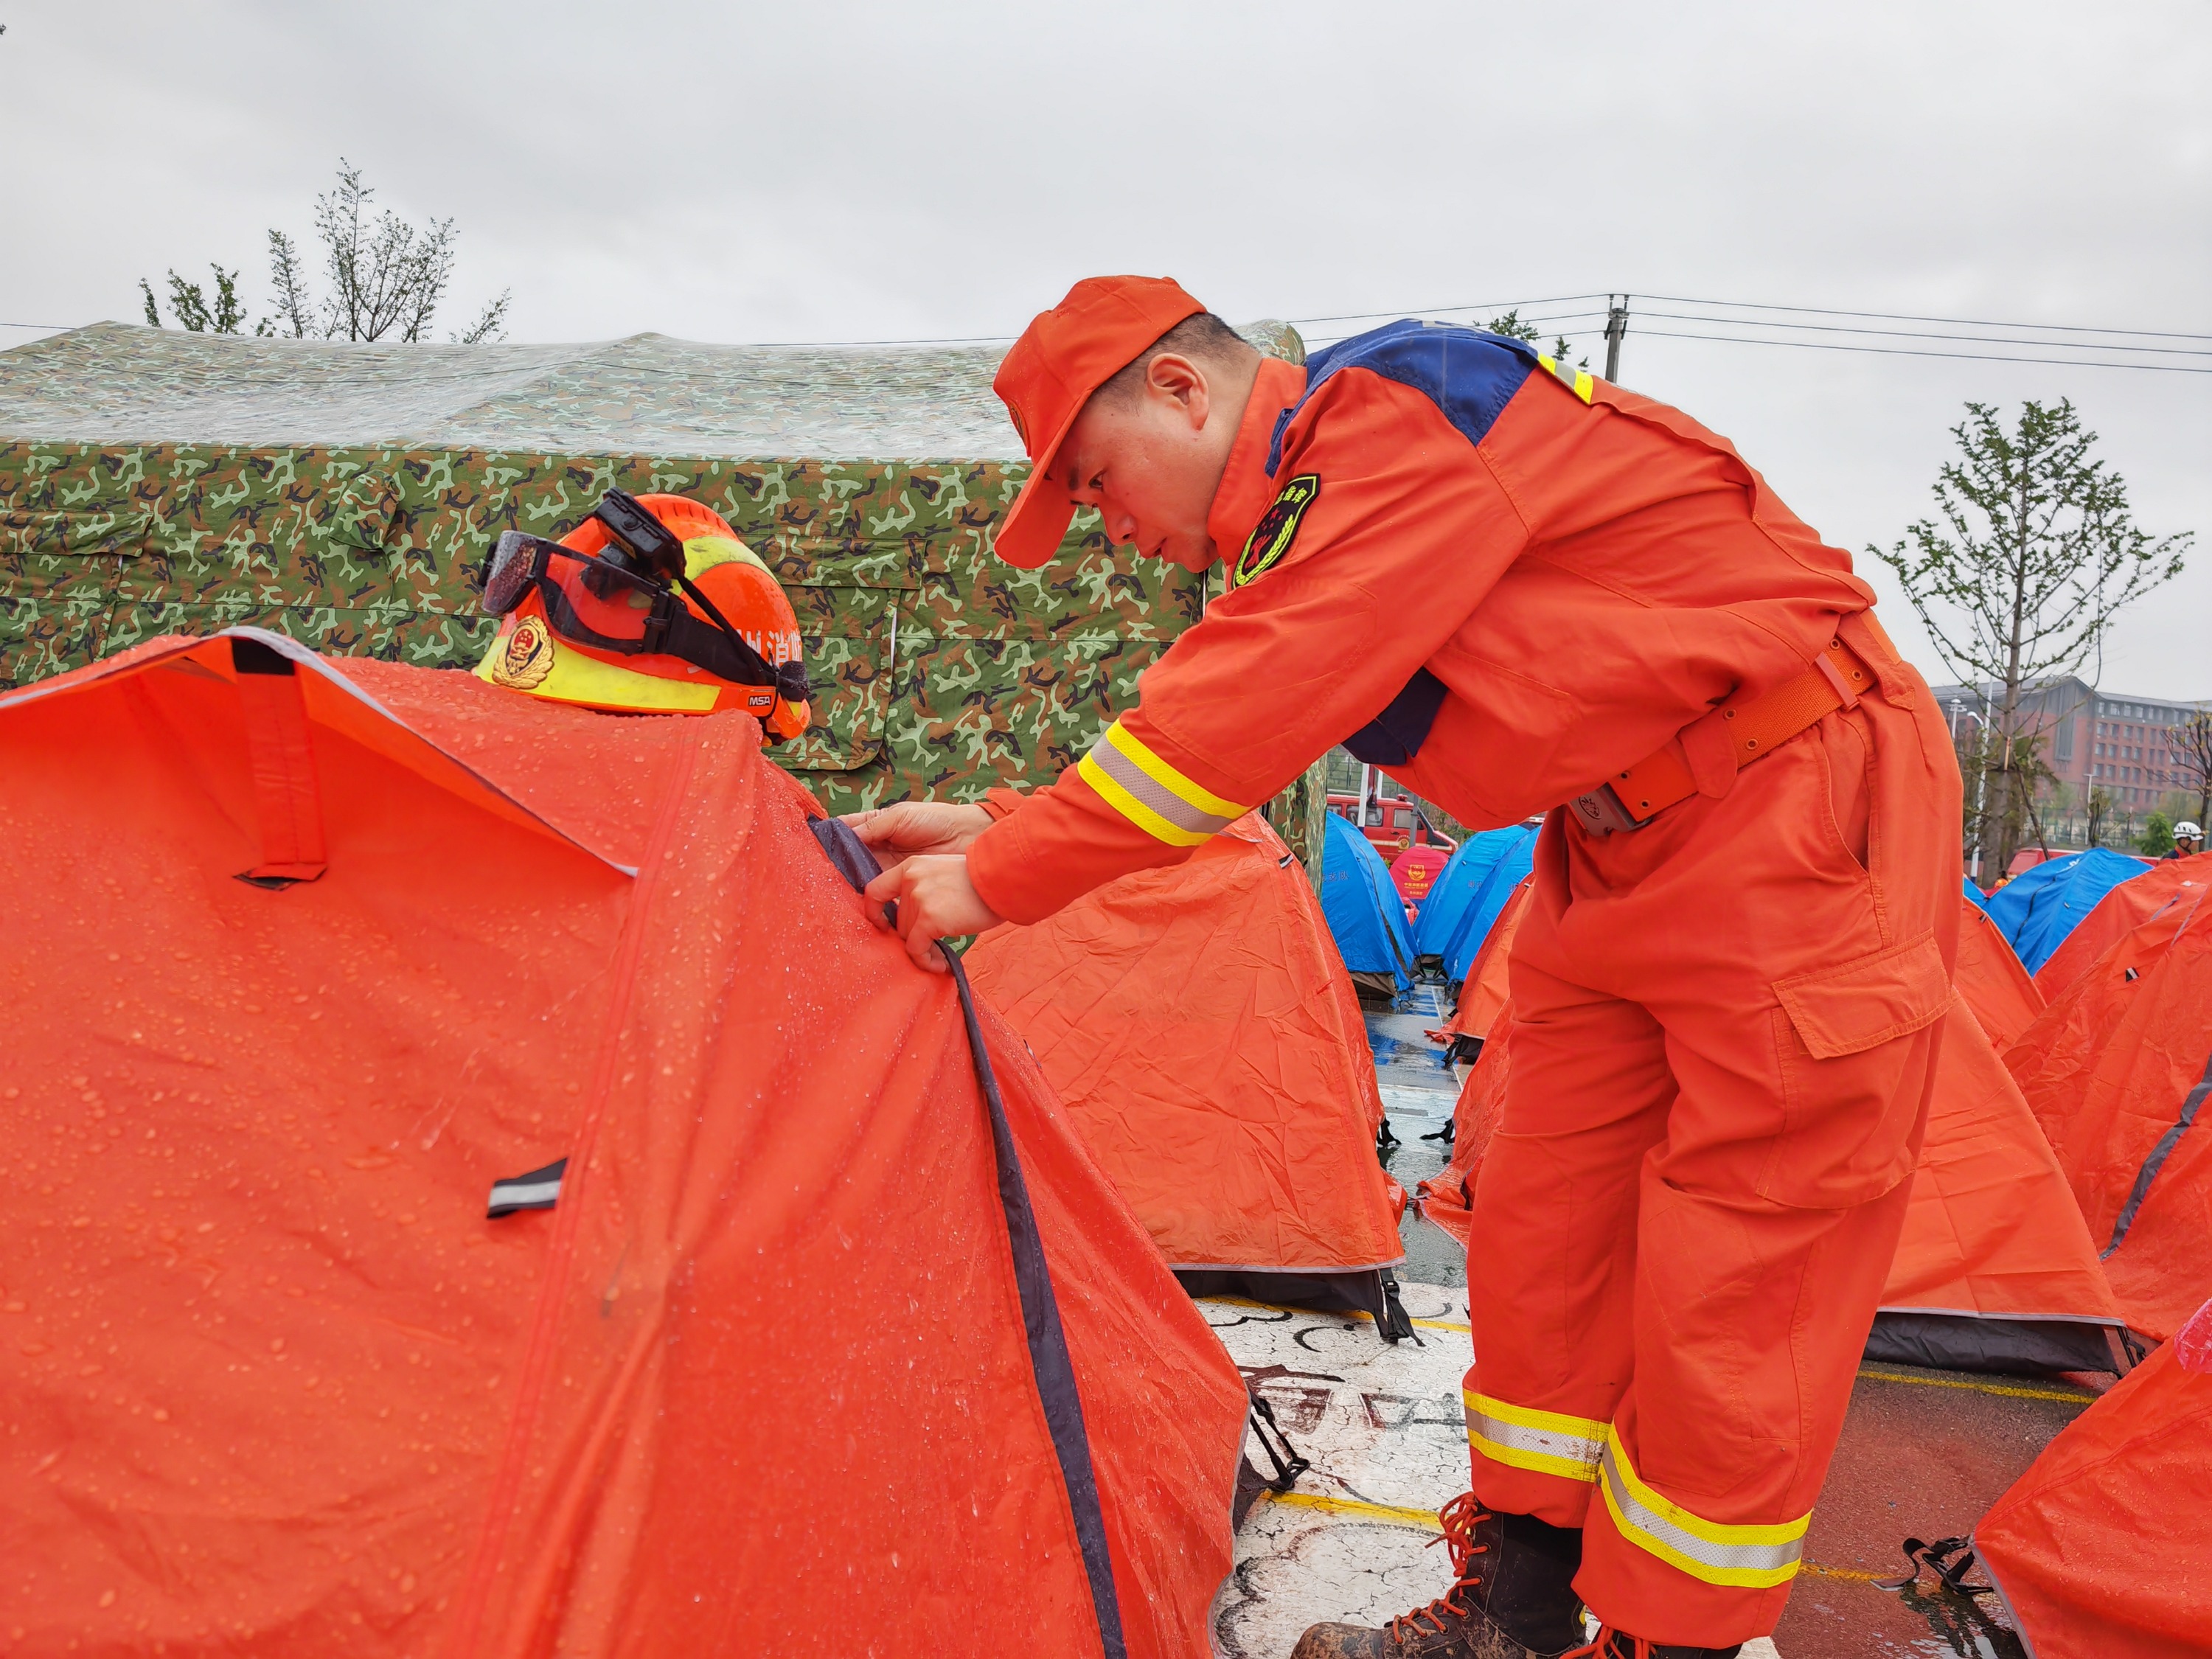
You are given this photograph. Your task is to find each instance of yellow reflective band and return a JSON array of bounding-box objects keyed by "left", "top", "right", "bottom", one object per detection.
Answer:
[
  {"left": 1464, "top": 1391, "right": 1605, "bottom": 1484},
  {"left": 1536, "top": 354, "right": 1596, "bottom": 404},
  {"left": 1597, "top": 1427, "right": 1809, "bottom": 1590},
  {"left": 1076, "top": 720, "right": 1247, "bottom": 847}
]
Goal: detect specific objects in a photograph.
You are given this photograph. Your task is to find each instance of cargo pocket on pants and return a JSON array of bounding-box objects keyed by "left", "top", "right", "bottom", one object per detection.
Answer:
[{"left": 1759, "top": 933, "right": 1951, "bottom": 1208}]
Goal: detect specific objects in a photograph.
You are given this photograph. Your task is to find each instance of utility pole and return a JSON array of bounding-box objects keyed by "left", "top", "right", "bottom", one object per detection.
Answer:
[{"left": 1603, "top": 293, "right": 1630, "bottom": 381}]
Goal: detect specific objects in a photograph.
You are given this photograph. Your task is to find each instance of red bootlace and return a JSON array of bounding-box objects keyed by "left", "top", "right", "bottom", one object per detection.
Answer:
[{"left": 1385, "top": 1492, "right": 1494, "bottom": 1640}]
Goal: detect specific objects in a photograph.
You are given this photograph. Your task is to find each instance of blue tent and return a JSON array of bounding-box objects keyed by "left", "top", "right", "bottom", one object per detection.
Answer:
[
  {"left": 1962, "top": 877, "right": 1993, "bottom": 913},
  {"left": 1986, "top": 847, "right": 2151, "bottom": 975},
  {"left": 1319, "top": 813, "right": 1415, "bottom": 993},
  {"left": 1413, "top": 824, "right": 1540, "bottom": 982},
  {"left": 1413, "top": 827, "right": 1525, "bottom": 960}
]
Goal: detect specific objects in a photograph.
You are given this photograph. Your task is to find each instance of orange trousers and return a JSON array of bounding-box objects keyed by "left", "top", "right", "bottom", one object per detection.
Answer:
[{"left": 1464, "top": 626, "right": 1962, "bottom": 1646}]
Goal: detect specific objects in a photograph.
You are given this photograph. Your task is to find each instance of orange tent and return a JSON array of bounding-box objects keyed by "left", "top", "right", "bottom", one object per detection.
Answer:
[
  {"left": 1413, "top": 1002, "right": 1513, "bottom": 1246},
  {"left": 1955, "top": 893, "right": 2045, "bottom": 1051},
  {"left": 2006, "top": 880, "right": 2212, "bottom": 1343},
  {"left": 1868, "top": 1000, "right": 2124, "bottom": 1373},
  {"left": 1437, "top": 878, "right": 1530, "bottom": 1061},
  {"left": 2030, "top": 849, "right": 2212, "bottom": 1001},
  {"left": 1421, "top": 991, "right": 2124, "bottom": 1374},
  {"left": 0, "top": 630, "right": 1246, "bottom": 1658},
  {"left": 963, "top": 814, "right": 1408, "bottom": 1323},
  {"left": 1976, "top": 1297, "right": 2212, "bottom": 1656}
]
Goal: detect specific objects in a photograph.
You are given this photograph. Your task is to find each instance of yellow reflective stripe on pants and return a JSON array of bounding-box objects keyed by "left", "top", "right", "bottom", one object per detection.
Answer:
[
  {"left": 1075, "top": 720, "right": 1247, "bottom": 847},
  {"left": 1464, "top": 1391, "right": 1604, "bottom": 1484},
  {"left": 1536, "top": 354, "right": 1596, "bottom": 403},
  {"left": 1597, "top": 1426, "right": 1809, "bottom": 1590}
]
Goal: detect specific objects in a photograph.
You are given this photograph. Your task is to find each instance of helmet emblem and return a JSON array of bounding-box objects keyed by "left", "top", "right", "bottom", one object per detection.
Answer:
[{"left": 490, "top": 614, "right": 555, "bottom": 689}]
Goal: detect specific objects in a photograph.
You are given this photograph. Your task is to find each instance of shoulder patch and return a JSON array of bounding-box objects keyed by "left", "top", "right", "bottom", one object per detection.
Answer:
[{"left": 1230, "top": 474, "right": 1321, "bottom": 589}]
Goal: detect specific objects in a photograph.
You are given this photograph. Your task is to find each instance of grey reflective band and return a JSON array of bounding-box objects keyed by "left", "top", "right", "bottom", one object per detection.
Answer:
[
  {"left": 1084, "top": 737, "right": 1238, "bottom": 838},
  {"left": 1599, "top": 1436, "right": 1806, "bottom": 1584},
  {"left": 1467, "top": 1402, "right": 1603, "bottom": 1481},
  {"left": 487, "top": 1157, "right": 568, "bottom": 1218}
]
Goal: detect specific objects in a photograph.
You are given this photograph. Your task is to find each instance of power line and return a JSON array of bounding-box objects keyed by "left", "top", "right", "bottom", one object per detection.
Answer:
[
  {"left": 1633, "top": 307, "right": 2212, "bottom": 358},
  {"left": 1285, "top": 293, "right": 1609, "bottom": 329},
  {"left": 1629, "top": 327, "right": 2212, "bottom": 375},
  {"left": 706, "top": 333, "right": 1015, "bottom": 347},
  {"left": 1634, "top": 292, "right": 2212, "bottom": 344}
]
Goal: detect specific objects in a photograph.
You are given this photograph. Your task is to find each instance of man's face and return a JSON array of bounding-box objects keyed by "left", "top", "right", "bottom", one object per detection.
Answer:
[{"left": 1054, "top": 354, "right": 1239, "bottom": 574}]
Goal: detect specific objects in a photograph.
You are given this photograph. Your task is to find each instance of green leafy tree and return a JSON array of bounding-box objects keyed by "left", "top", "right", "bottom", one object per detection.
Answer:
[
  {"left": 2136, "top": 810, "right": 2174, "bottom": 858},
  {"left": 140, "top": 159, "right": 510, "bottom": 344},
  {"left": 138, "top": 265, "right": 248, "bottom": 333},
  {"left": 1876, "top": 400, "right": 2191, "bottom": 881}
]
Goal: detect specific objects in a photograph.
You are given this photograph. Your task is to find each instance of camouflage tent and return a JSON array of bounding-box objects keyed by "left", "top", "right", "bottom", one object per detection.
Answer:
[{"left": 0, "top": 320, "right": 1323, "bottom": 856}]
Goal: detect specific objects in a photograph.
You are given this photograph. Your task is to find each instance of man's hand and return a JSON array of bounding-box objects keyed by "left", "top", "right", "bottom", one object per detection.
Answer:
[
  {"left": 842, "top": 801, "right": 994, "bottom": 871},
  {"left": 863, "top": 854, "right": 1004, "bottom": 973}
]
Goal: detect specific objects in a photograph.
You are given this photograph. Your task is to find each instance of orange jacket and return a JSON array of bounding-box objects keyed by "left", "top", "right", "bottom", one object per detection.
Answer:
[{"left": 969, "top": 322, "right": 1878, "bottom": 925}]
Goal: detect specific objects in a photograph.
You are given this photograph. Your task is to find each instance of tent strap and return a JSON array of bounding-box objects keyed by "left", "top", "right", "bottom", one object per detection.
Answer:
[{"left": 232, "top": 636, "right": 327, "bottom": 886}]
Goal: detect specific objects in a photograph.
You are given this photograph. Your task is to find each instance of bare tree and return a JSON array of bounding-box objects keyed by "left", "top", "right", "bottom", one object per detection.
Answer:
[
  {"left": 1876, "top": 400, "right": 2191, "bottom": 881},
  {"left": 260, "top": 160, "right": 511, "bottom": 343},
  {"left": 143, "top": 159, "right": 511, "bottom": 344},
  {"left": 2168, "top": 710, "right": 2212, "bottom": 828},
  {"left": 262, "top": 229, "right": 318, "bottom": 340},
  {"left": 2086, "top": 783, "right": 2113, "bottom": 849},
  {"left": 138, "top": 265, "right": 248, "bottom": 334}
]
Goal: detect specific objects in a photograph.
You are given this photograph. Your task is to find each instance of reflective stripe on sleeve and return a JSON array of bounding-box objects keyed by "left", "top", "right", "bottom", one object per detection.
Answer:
[
  {"left": 1537, "top": 354, "right": 1596, "bottom": 403},
  {"left": 1464, "top": 1391, "right": 1606, "bottom": 1484},
  {"left": 1597, "top": 1427, "right": 1809, "bottom": 1590},
  {"left": 1075, "top": 720, "right": 1247, "bottom": 846}
]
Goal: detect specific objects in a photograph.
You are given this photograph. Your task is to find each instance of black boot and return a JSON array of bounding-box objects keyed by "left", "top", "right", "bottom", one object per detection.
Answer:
[
  {"left": 1579, "top": 1630, "right": 1742, "bottom": 1658},
  {"left": 1290, "top": 1494, "right": 1587, "bottom": 1658}
]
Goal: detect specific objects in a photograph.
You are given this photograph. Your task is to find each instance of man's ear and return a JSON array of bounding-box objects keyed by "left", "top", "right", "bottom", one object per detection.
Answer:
[{"left": 1144, "top": 352, "right": 1212, "bottom": 431}]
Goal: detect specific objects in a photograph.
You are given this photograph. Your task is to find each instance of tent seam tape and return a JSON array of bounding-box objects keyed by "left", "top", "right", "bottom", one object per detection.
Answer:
[{"left": 444, "top": 726, "right": 701, "bottom": 1658}]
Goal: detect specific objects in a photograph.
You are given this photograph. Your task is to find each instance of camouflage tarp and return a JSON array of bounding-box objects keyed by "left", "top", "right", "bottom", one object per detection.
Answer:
[{"left": 0, "top": 321, "right": 1324, "bottom": 869}]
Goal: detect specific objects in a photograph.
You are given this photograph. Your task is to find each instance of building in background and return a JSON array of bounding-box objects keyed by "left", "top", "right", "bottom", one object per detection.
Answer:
[{"left": 1932, "top": 678, "right": 2210, "bottom": 852}]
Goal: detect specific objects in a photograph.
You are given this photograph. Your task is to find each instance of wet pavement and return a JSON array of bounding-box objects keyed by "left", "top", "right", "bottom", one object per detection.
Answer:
[
  {"left": 1221, "top": 976, "right": 2107, "bottom": 1658},
  {"left": 1364, "top": 984, "right": 1465, "bottom": 1290}
]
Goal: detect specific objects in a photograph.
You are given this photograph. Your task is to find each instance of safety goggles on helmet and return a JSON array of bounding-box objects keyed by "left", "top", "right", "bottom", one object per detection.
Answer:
[{"left": 480, "top": 493, "right": 810, "bottom": 713}]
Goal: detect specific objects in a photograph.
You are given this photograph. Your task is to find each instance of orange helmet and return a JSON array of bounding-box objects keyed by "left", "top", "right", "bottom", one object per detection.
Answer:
[{"left": 473, "top": 490, "right": 810, "bottom": 740}]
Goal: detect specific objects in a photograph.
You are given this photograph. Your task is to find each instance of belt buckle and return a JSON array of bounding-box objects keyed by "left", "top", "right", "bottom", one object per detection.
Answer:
[{"left": 1568, "top": 782, "right": 1649, "bottom": 838}]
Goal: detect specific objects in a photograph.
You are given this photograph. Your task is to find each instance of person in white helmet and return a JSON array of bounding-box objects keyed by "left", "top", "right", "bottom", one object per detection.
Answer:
[{"left": 2164, "top": 820, "right": 2204, "bottom": 860}]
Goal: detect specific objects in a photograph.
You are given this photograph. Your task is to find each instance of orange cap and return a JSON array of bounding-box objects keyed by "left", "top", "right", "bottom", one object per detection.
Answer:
[{"left": 989, "top": 275, "right": 1206, "bottom": 568}]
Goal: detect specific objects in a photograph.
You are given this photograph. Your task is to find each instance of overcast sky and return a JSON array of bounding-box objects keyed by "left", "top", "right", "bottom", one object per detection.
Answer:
[{"left": 4, "top": 1, "right": 2205, "bottom": 698}]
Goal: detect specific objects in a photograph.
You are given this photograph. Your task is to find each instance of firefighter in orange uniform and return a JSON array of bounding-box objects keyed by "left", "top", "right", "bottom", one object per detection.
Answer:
[{"left": 853, "top": 277, "right": 1960, "bottom": 1659}]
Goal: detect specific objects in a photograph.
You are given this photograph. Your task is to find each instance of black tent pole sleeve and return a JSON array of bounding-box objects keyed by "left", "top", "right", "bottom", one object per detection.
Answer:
[
  {"left": 807, "top": 820, "right": 1129, "bottom": 1659},
  {"left": 945, "top": 950, "right": 1130, "bottom": 1659}
]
